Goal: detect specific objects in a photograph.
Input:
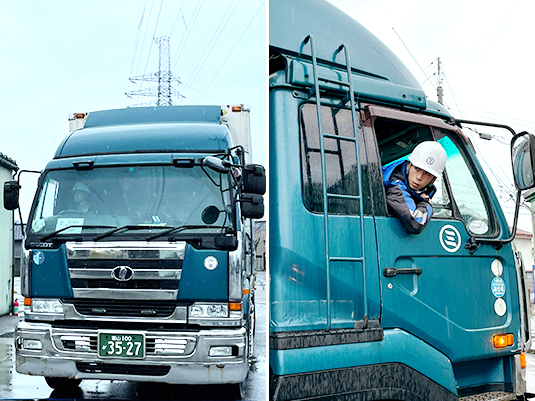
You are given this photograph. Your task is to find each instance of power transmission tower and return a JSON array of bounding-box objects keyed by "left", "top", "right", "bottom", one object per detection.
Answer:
[{"left": 126, "top": 36, "right": 182, "bottom": 107}]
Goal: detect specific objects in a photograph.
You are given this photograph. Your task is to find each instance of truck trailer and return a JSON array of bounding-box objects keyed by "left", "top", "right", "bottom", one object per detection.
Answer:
[
  {"left": 269, "top": 1, "right": 533, "bottom": 400},
  {"left": 4, "top": 104, "right": 265, "bottom": 398}
]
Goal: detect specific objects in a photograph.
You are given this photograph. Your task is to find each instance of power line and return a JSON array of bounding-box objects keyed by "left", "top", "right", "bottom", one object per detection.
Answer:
[
  {"left": 183, "top": 0, "right": 240, "bottom": 99},
  {"left": 197, "top": 0, "right": 264, "bottom": 103},
  {"left": 171, "top": 1, "right": 205, "bottom": 70}
]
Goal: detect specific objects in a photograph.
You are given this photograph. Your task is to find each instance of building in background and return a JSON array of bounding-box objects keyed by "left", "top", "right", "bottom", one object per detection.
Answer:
[
  {"left": 0, "top": 152, "right": 18, "bottom": 316},
  {"left": 254, "top": 220, "right": 266, "bottom": 271},
  {"left": 13, "top": 222, "right": 25, "bottom": 277}
]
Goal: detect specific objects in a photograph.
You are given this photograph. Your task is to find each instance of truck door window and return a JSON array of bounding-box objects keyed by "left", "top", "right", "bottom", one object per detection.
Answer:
[
  {"left": 299, "top": 103, "right": 368, "bottom": 215},
  {"left": 434, "top": 131, "right": 494, "bottom": 236},
  {"left": 375, "top": 118, "right": 453, "bottom": 219}
]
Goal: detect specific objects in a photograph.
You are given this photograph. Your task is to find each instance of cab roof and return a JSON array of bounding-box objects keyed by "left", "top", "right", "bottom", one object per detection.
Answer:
[
  {"left": 54, "top": 106, "right": 233, "bottom": 158},
  {"left": 270, "top": 0, "right": 428, "bottom": 110}
]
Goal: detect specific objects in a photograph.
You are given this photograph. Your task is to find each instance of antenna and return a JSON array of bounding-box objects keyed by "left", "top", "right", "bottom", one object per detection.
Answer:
[{"left": 126, "top": 36, "right": 183, "bottom": 107}]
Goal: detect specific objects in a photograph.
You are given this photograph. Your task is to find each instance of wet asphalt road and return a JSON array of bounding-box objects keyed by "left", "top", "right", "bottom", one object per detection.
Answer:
[{"left": 0, "top": 273, "right": 267, "bottom": 400}]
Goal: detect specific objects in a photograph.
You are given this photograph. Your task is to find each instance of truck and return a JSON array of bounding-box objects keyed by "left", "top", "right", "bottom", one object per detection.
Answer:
[
  {"left": 269, "top": 0, "right": 533, "bottom": 400},
  {"left": 3, "top": 104, "right": 265, "bottom": 398}
]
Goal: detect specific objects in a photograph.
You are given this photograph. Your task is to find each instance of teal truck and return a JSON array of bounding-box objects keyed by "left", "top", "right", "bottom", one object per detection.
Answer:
[
  {"left": 3, "top": 104, "right": 265, "bottom": 397},
  {"left": 269, "top": 0, "right": 533, "bottom": 400}
]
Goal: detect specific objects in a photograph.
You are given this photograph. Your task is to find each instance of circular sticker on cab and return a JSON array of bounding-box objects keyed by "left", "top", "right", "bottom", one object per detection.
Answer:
[
  {"left": 491, "top": 277, "right": 506, "bottom": 298},
  {"left": 494, "top": 298, "right": 507, "bottom": 317},
  {"left": 491, "top": 259, "right": 503, "bottom": 277}
]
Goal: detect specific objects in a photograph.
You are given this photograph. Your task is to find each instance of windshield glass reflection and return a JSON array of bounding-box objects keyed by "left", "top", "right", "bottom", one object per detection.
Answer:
[{"left": 29, "top": 165, "right": 232, "bottom": 238}]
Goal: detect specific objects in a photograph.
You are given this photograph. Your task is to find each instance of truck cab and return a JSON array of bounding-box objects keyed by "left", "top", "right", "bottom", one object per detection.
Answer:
[
  {"left": 269, "top": 1, "right": 532, "bottom": 400},
  {"left": 5, "top": 105, "right": 265, "bottom": 397}
]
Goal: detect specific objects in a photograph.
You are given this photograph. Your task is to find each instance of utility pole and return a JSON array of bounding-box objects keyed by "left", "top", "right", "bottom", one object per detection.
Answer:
[
  {"left": 126, "top": 36, "right": 182, "bottom": 107},
  {"left": 436, "top": 57, "right": 444, "bottom": 105}
]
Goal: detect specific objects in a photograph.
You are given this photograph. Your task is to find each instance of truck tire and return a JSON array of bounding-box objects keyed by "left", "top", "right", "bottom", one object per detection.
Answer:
[
  {"left": 224, "top": 382, "right": 244, "bottom": 400},
  {"left": 45, "top": 377, "right": 82, "bottom": 390}
]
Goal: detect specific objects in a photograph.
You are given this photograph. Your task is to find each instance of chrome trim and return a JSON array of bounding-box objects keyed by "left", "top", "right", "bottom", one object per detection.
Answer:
[
  {"left": 66, "top": 241, "right": 186, "bottom": 260},
  {"left": 62, "top": 303, "right": 187, "bottom": 323},
  {"left": 72, "top": 289, "right": 178, "bottom": 300},
  {"left": 69, "top": 268, "right": 182, "bottom": 280},
  {"left": 228, "top": 233, "right": 244, "bottom": 302},
  {"left": 15, "top": 322, "right": 248, "bottom": 384}
]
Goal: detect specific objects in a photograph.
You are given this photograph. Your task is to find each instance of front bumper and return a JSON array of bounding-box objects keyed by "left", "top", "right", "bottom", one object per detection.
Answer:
[{"left": 15, "top": 321, "right": 248, "bottom": 384}]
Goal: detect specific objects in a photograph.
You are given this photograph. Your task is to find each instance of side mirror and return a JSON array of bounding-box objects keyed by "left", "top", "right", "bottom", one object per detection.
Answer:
[
  {"left": 243, "top": 164, "right": 266, "bottom": 195},
  {"left": 202, "top": 156, "right": 230, "bottom": 174},
  {"left": 4, "top": 181, "right": 20, "bottom": 211},
  {"left": 511, "top": 131, "right": 535, "bottom": 191},
  {"left": 241, "top": 193, "right": 264, "bottom": 219}
]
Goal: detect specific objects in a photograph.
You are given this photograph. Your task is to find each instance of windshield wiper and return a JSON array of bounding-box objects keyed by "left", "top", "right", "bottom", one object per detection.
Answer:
[
  {"left": 93, "top": 225, "right": 176, "bottom": 242},
  {"left": 146, "top": 225, "right": 230, "bottom": 241},
  {"left": 40, "top": 225, "right": 116, "bottom": 242}
]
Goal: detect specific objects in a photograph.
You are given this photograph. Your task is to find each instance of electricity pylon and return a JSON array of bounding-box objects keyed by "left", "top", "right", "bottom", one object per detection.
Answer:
[{"left": 126, "top": 37, "right": 182, "bottom": 106}]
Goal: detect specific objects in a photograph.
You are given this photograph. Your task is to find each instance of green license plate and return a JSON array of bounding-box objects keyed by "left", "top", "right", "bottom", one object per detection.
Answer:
[{"left": 98, "top": 332, "right": 145, "bottom": 358}]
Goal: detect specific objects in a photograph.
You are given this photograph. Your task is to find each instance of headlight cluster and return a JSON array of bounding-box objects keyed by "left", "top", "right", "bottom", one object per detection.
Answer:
[
  {"left": 189, "top": 303, "right": 228, "bottom": 318},
  {"left": 31, "top": 299, "right": 64, "bottom": 314}
]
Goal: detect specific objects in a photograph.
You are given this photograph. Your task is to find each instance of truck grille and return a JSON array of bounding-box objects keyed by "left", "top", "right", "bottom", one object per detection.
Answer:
[
  {"left": 71, "top": 279, "right": 179, "bottom": 290},
  {"left": 57, "top": 333, "right": 196, "bottom": 357},
  {"left": 65, "top": 242, "right": 186, "bottom": 300},
  {"left": 71, "top": 299, "right": 177, "bottom": 317}
]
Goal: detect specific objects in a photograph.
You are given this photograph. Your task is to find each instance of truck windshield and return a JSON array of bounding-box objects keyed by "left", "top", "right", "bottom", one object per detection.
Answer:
[{"left": 28, "top": 165, "right": 233, "bottom": 239}]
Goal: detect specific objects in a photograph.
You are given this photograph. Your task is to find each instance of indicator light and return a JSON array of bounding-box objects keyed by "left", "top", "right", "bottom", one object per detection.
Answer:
[
  {"left": 231, "top": 106, "right": 242, "bottom": 112},
  {"left": 521, "top": 353, "right": 526, "bottom": 369},
  {"left": 492, "top": 334, "right": 514, "bottom": 348},
  {"left": 24, "top": 298, "right": 31, "bottom": 306},
  {"left": 229, "top": 302, "right": 242, "bottom": 311},
  {"left": 243, "top": 288, "right": 249, "bottom": 295}
]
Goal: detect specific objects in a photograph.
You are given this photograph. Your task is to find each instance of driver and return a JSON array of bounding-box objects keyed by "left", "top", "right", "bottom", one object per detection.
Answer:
[
  {"left": 382, "top": 141, "right": 447, "bottom": 234},
  {"left": 72, "top": 182, "right": 92, "bottom": 213}
]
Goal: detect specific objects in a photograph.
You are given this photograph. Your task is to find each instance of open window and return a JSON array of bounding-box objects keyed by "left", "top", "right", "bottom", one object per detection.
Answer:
[{"left": 373, "top": 115, "right": 496, "bottom": 236}]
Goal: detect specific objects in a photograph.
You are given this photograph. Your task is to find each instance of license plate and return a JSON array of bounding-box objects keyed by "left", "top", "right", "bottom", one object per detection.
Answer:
[{"left": 98, "top": 332, "right": 145, "bottom": 358}]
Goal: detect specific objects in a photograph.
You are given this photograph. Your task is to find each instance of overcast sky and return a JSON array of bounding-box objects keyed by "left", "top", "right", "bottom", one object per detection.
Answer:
[
  {"left": 0, "top": 0, "right": 266, "bottom": 221},
  {"left": 326, "top": 0, "right": 535, "bottom": 232}
]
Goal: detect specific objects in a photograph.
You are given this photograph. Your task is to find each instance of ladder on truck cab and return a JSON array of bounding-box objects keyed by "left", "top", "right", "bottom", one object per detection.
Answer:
[{"left": 302, "top": 35, "right": 368, "bottom": 329}]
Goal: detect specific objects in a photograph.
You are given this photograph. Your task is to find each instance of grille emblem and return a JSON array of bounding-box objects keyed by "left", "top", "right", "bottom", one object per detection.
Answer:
[{"left": 112, "top": 266, "right": 134, "bottom": 281}]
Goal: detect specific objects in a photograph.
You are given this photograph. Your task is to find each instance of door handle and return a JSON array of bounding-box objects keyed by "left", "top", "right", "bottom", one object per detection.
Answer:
[{"left": 383, "top": 267, "right": 422, "bottom": 277}]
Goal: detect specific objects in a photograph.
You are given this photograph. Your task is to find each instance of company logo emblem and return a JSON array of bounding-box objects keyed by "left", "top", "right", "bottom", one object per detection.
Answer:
[
  {"left": 204, "top": 256, "right": 218, "bottom": 270},
  {"left": 439, "top": 225, "right": 461, "bottom": 253},
  {"left": 426, "top": 157, "right": 435, "bottom": 165},
  {"left": 112, "top": 266, "right": 134, "bottom": 281},
  {"left": 32, "top": 251, "right": 45, "bottom": 265}
]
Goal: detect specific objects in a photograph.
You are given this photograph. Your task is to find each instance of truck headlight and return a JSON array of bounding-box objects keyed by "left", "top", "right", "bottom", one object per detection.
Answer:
[
  {"left": 189, "top": 303, "right": 228, "bottom": 318},
  {"left": 31, "top": 299, "right": 64, "bottom": 314}
]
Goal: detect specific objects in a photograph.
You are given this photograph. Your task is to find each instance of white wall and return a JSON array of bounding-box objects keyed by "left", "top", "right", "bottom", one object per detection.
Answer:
[
  {"left": 516, "top": 236, "right": 534, "bottom": 272},
  {"left": 0, "top": 167, "right": 13, "bottom": 315}
]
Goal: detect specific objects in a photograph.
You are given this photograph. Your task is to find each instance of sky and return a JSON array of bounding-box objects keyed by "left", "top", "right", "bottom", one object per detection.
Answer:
[
  {"left": 0, "top": 0, "right": 266, "bottom": 222},
  {"left": 326, "top": 0, "right": 535, "bottom": 232}
]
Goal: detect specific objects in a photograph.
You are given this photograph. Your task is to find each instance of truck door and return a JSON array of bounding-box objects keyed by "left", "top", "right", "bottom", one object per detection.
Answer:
[{"left": 364, "top": 104, "right": 522, "bottom": 364}]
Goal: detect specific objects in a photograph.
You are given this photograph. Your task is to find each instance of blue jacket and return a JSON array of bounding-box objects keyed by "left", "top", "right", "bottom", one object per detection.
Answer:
[{"left": 382, "top": 160, "right": 435, "bottom": 234}]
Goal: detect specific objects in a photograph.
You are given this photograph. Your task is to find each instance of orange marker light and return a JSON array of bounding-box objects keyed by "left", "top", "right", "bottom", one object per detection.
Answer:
[
  {"left": 24, "top": 298, "right": 31, "bottom": 306},
  {"left": 243, "top": 288, "right": 250, "bottom": 295},
  {"left": 520, "top": 353, "right": 527, "bottom": 369},
  {"left": 493, "top": 334, "right": 514, "bottom": 348},
  {"left": 229, "top": 302, "right": 242, "bottom": 311},
  {"left": 231, "top": 106, "right": 242, "bottom": 112}
]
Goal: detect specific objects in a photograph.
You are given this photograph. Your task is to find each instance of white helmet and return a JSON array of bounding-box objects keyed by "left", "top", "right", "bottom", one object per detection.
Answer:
[{"left": 408, "top": 141, "right": 447, "bottom": 177}]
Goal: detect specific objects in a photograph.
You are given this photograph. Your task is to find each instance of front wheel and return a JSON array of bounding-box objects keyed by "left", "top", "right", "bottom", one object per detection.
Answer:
[
  {"left": 224, "top": 382, "right": 244, "bottom": 400},
  {"left": 45, "top": 377, "right": 82, "bottom": 389}
]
